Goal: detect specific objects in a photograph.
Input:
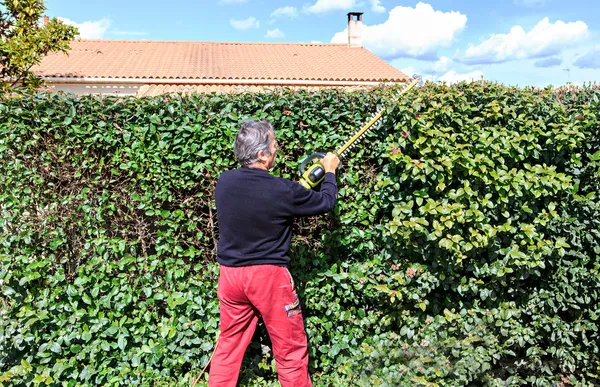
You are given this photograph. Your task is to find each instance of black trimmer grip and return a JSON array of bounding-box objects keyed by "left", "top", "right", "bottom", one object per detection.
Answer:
[{"left": 299, "top": 152, "right": 327, "bottom": 175}]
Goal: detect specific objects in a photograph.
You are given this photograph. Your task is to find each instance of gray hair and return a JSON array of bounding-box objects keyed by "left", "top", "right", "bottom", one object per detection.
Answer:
[{"left": 234, "top": 120, "right": 275, "bottom": 165}]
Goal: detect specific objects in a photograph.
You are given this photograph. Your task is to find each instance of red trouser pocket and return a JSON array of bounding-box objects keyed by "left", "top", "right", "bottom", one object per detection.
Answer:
[{"left": 208, "top": 265, "right": 312, "bottom": 387}]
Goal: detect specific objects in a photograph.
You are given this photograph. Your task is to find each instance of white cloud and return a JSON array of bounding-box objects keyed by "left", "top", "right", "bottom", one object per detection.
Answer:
[
  {"left": 370, "top": 0, "right": 385, "bottom": 13},
  {"left": 270, "top": 6, "right": 298, "bottom": 20},
  {"left": 463, "top": 17, "right": 589, "bottom": 64},
  {"left": 112, "top": 29, "right": 147, "bottom": 37},
  {"left": 396, "top": 63, "right": 481, "bottom": 83},
  {"left": 432, "top": 56, "right": 453, "bottom": 73},
  {"left": 58, "top": 17, "right": 111, "bottom": 39},
  {"left": 514, "top": 0, "right": 547, "bottom": 7},
  {"left": 230, "top": 17, "right": 260, "bottom": 30},
  {"left": 574, "top": 49, "right": 600, "bottom": 69},
  {"left": 330, "top": 3, "right": 467, "bottom": 59},
  {"left": 534, "top": 56, "right": 562, "bottom": 67},
  {"left": 400, "top": 67, "right": 416, "bottom": 77},
  {"left": 304, "top": 0, "right": 357, "bottom": 14},
  {"left": 265, "top": 28, "right": 285, "bottom": 39},
  {"left": 438, "top": 70, "right": 484, "bottom": 83}
]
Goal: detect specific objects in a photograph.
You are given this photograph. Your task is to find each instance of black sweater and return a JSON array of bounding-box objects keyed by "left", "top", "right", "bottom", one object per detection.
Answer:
[{"left": 215, "top": 166, "right": 338, "bottom": 267}]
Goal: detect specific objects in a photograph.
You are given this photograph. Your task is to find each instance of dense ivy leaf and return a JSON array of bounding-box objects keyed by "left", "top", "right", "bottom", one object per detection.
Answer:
[{"left": 1, "top": 83, "right": 599, "bottom": 386}]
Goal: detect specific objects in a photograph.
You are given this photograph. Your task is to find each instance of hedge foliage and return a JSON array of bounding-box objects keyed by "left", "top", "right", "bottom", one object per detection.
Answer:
[{"left": 1, "top": 82, "right": 599, "bottom": 386}]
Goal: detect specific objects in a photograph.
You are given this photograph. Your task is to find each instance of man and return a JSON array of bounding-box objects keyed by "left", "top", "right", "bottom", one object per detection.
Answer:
[{"left": 208, "top": 120, "right": 340, "bottom": 387}]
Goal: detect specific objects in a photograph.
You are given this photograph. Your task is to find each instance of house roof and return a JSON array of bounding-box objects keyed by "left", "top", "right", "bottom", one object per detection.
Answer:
[{"left": 34, "top": 39, "right": 409, "bottom": 83}]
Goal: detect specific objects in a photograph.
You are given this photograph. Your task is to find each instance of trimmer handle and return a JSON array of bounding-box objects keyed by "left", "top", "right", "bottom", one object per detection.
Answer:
[
  {"left": 298, "top": 152, "right": 327, "bottom": 190},
  {"left": 299, "top": 152, "right": 327, "bottom": 175}
]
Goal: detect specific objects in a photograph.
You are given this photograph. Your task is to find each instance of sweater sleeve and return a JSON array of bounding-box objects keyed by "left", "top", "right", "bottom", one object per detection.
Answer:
[{"left": 288, "top": 172, "right": 338, "bottom": 217}]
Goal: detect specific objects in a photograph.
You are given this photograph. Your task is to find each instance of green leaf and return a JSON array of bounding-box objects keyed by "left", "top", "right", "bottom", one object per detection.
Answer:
[
  {"left": 160, "top": 324, "right": 170, "bottom": 339},
  {"left": 200, "top": 342, "right": 213, "bottom": 352},
  {"left": 118, "top": 336, "right": 127, "bottom": 351},
  {"left": 50, "top": 342, "right": 61, "bottom": 353}
]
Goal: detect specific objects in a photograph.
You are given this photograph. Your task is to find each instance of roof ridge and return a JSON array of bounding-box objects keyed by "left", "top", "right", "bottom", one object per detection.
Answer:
[{"left": 76, "top": 39, "right": 348, "bottom": 46}]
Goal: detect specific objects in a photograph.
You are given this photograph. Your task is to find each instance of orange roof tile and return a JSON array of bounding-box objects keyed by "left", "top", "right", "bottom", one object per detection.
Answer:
[{"left": 34, "top": 40, "right": 409, "bottom": 83}]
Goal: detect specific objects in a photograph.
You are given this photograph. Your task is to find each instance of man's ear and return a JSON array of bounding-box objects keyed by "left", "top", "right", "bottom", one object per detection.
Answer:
[{"left": 257, "top": 150, "right": 267, "bottom": 163}]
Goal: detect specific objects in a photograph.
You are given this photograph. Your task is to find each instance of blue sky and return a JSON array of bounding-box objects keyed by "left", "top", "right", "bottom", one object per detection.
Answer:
[{"left": 45, "top": 0, "right": 600, "bottom": 86}]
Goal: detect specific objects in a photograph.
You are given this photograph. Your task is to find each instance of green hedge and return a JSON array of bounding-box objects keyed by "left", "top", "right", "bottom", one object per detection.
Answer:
[{"left": 0, "top": 83, "right": 599, "bottom": 386}]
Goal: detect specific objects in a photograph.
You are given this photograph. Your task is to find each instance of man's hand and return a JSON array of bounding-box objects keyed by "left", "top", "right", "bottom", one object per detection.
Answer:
[{"left": 320, "top": 152, "right": 340, "bottom": 174}]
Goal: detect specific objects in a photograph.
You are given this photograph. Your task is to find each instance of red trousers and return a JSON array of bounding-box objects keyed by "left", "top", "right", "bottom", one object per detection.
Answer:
[{"left": 208, "top": 265, "right": 312, "bottom": 387}]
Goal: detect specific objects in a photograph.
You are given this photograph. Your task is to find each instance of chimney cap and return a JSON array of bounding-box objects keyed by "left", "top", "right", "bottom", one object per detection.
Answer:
[{"left": 347, "top": 12, "right": 363, "bottom": 21}]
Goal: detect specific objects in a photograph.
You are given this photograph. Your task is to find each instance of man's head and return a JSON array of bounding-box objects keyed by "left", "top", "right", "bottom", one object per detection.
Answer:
[{"left": 234, "top": 120, "right": 277, "bottom": 170}]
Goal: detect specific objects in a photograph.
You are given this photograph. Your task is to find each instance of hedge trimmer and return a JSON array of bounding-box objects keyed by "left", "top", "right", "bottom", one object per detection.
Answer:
[{"left": 298, "top": 77, "right": 421, "bottom": 189}]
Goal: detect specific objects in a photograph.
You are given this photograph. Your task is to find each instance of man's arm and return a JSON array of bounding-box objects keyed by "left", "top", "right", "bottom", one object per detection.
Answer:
[{"left": 289, "top": 152, "right": 340, "bottom": 217}]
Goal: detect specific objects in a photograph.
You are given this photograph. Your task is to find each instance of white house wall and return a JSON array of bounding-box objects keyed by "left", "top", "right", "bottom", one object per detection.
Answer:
[{"left": 47, "top": 83, "right": 140, "bottom": 96}]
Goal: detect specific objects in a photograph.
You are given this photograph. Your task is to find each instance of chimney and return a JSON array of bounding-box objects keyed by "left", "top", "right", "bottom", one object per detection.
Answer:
[
  {"left": 43, "top": 15, "right": 49, "bottom": 26},
  {"left": 347, "top": 12, "right": 363, "bottom": 48}
]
